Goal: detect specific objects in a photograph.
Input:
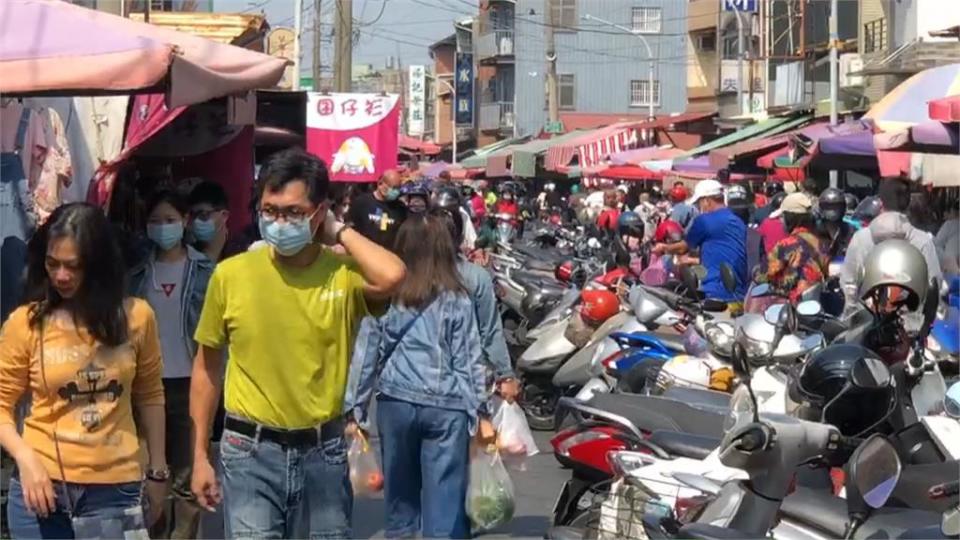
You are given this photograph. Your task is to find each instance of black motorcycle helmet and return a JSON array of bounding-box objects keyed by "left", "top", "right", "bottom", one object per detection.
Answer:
[
  {"left": 765, "top": 183, "right": 784, "bottom": 197},
  {"left": 853, "top": 196, "right": 883, "bottom": 222},
  {"left": 818, "top": 187, "right": 846, "bottom": 223},
  {"left": 770, "top": 191, "right": 787, "bottom": 211},
  {"left": 787, "top": 344, "right": 895, "bottom": 437},
  {"left": 844, "top": 193, "right": 859, "bottom": 216},
  {"left": 617, "top": 211, "right": 645, "bottom": 239},
  {"left": 727, "top": 184, "right": 753, "bottom": 224},
  {"left": 433, "top": 185, "right": 462, "bottom": 212}
]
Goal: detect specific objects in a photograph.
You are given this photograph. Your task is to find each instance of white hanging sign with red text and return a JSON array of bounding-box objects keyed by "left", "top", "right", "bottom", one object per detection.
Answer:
[{"left": 306, "top": 92, "right": 400, "bottom": 183}]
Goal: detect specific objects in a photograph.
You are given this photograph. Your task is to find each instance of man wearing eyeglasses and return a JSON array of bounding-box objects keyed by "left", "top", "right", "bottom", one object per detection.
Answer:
[{"left": 188, "top": 148, "right": 405, "bottom": 539}]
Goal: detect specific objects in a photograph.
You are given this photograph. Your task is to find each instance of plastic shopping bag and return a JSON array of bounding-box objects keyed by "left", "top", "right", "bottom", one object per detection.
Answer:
[
  {"left": 348, "top": 431, "right": 383, "bottom": 497},
  {"left": 492, "top": 400, "right": 539, "bottom": 471},
  {"left": 466, "top": 446, "right": 516, "bottom": 532}
]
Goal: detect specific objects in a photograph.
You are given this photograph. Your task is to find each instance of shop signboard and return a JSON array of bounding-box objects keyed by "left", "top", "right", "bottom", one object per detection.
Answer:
[
  {"left": 723, "top": 0, "right": 757, "bottom": 12},
  {"left": 408, "top": 65, "right": 426, "bottom": 136},
  {"left": 306, "top": 92, "right": 400, "bottom": 183},
  {"left": 455, "top": 53, "right": 474, "bottom": 126}
]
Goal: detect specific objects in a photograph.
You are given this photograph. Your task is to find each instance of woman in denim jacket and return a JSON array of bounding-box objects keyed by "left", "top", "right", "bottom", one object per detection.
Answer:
[
  {"left": 346, "top": 210, "right": 487, "bottom": 539},
  {"left": 127, "top": 191, "right": 214, "bottom": 539}
]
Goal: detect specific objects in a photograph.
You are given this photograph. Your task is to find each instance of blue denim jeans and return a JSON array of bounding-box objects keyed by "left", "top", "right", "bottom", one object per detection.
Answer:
[
  {"left": 6, "top": 476, "right": 146, "bottom": 539},
  {"left": 220, "top": 416, "right": 353, "bottom": 539},
  {"left": 376, "top": 396, "right": 471, "bottom": 539}
]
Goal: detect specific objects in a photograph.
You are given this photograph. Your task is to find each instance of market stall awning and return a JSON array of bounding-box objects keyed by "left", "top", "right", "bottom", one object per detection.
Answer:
[
  {"left": 399, "top": 135, "right": 442, "bottom": 156},
  {"left": 596, "top": 164, "right": 665, "bottom": 181},
  {"left": 544, "top": 122, "right": 642, "bottom": 172},
  {"left": 864, "top": 64, "right": 960, "bottom": 131},
  {"left": 755, "top": 120, "right": 874, "bottom": 169},
  {"left": 509, "top": 131, "right": 588, "bottom": 178},
  {"left": 929, "top": 95, "right": 960, "bottom": 122},
  {"left": 675, "top": 115, "right": 810, "bottom": 159},
  {"left": 0, "top": 0, "right": 287, "bottom": 107},
  {"left": 457, "top": 136, "right": 529, "bottom": 168},
  {"left": 874, "top": 121, "right": 960, "bottom": 154},
  {"left": 421, "top": 161, "right": 452, "bottom": 179}
]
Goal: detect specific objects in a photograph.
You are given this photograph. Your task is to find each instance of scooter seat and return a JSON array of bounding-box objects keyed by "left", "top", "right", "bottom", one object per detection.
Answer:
[
  {"left": 660, "top": 387, "right": 732, "bottom": 411},
  {"left": 647, "top": 430, "right": 718, "bottom": 460},
  {"left": 647, "top": 331, "right": 687, "bottom": 353},
  {"left": 586, "top": 393, "right": 725, "bottom": 438},
  {"left": 679, "top": 523, "right": 754, "bottom": 540},
  {"left": 512, "top": 270, "right": 561, "bottom": 289},
  {"left": 780, "top": 487, "right": 943, "bottom": 539}
]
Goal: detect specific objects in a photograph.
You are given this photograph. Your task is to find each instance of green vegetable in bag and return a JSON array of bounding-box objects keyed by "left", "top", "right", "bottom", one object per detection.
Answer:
[{"left": 466, "top": 446, "right": 516, "bottom": 532}]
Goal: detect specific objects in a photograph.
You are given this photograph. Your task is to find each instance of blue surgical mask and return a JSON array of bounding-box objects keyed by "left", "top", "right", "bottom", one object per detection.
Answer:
[
  {"left": 147, "top": 222, "right": 184, "bottom": 251},
  {"left": 385, "top": 188, "right": 401, "bottom": 202},
  {"left": 191, "top": 218, "right": 217, "bottom": 243},
  {"left": 258, "top": 213, "right": 318, "bottom": 256}
]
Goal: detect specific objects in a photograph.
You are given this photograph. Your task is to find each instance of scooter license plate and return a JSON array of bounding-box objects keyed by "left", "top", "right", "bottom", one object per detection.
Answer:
[{"left": 551, "top": 480, "right": 573, "bottom": 525}]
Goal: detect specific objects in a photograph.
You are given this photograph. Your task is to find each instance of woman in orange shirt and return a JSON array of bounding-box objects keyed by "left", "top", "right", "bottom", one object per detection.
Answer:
[{"left": 0, "top": 203, "right": 168, "bottom": 539}]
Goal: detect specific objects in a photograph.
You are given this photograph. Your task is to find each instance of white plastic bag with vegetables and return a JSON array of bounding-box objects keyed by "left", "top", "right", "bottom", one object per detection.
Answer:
[
  {"left": 492, "top": 400, "right": 539, "bottom": 471},
  {"left": 466, "top": 446, "right": 516, "bottom": 532},
  {"left": 348, "top": 431, "right": 383, "bottom": 497}
]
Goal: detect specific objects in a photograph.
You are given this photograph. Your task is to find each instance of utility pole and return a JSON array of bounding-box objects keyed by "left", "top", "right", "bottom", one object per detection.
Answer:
[
  {"left": 545, "top": 0, "right": 559, "bottom": 128},
  {"left": 828, "top": 0, "right": 839, "bottom": 187},
  {"left": 734, "top": 5, "right": 744, "bottom": 115},
  {"left": 312, "top": 0, "right": 322, "bottom": 89},
  {"left": 293, "top": 0, "right": 302, "bottom": 90},
  {"left": 334, "top": 0, "right": 354, "bottom": 93}
]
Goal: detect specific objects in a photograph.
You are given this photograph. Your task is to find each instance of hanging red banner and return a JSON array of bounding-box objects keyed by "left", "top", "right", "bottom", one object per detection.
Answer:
[{"left": 306, "top": 92, "right": 400, "bottom": 183}]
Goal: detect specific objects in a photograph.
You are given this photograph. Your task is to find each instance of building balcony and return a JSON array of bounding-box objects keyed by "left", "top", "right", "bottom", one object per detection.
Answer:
[
  {"left": 477, "top": 30, "right": 515, "bottom": 63},
  {"left": 479, "top": 101, "right": 515, "bottom": 133}
]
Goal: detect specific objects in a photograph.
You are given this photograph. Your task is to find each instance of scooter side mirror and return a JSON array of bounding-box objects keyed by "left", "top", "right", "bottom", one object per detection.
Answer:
[
  {"left": 945, "top": 381, "right": 960, "bottom": 419},
  {"left": 796, "top": 300, "right": 822, "bottom": 318},
  {"left": 679, "top": 265, "right": 700, "bottom": 296},
  {"left": 720, "top": 263, "right": 737, "bottom": 295},
  {"left": 731, "top": 342, "right": 751, "bottom": 379},
  {"left": 849, "top": 434, "right": 902, "bottom": 509},
  {"left": 849, "top": 356, "right": 892, "bottom": 390},
  {"left": 919, "top": 277, "right": 941, "bottom": 342}
]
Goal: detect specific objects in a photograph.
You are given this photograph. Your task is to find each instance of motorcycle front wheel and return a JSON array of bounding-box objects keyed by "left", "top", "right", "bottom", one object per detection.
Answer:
[{"left": 520, "top": 379, "right": 559, "bottom": 431}]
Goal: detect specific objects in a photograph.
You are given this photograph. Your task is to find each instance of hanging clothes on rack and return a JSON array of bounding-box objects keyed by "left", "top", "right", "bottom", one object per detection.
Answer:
[
  {"left": 0, "top": 102, "right": 44, "bottom": 322},
  {"left": 31, "top": 107, "right": 72, "bottom": 223}
]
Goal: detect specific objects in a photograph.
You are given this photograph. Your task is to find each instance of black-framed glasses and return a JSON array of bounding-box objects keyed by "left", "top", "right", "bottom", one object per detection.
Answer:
[{"left": 259, "top": 205, "right": 317, "bottom": 223}]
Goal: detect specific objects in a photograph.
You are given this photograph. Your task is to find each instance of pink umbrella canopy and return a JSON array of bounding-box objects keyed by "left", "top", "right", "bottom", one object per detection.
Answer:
[{"left": 0, "top": 0, "right": 287, "bottom": 107}]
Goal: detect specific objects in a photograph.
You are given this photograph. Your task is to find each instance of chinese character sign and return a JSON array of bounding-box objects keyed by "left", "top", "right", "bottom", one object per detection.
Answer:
[
  {"left": 455, "top": 53, "right": 474, "bottom": 126},
  {"left": 306, "top": 92, "right": 400, "bottom": 183},
  {"left": 408, "top": 65, "right": 426, "bottom": 136}
]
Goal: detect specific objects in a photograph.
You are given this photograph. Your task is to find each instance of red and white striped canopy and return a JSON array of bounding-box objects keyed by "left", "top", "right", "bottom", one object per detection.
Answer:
[{"left": 544, "top": 122, "right": 644, "bottom": 172}]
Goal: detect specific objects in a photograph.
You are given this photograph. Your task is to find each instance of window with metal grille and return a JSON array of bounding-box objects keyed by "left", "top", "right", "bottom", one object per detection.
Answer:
[
  {"left": 559, "top": 74, "right": 576, "bottom": 109},
  {"left": 631, "top": 7, "right": 661, "bottom": 34},
  {"left": 549, "top": 0, "right": 578, "bottom": 30},
  {"left": 630, "top": 79, "right": 660, "bottom": 106}
]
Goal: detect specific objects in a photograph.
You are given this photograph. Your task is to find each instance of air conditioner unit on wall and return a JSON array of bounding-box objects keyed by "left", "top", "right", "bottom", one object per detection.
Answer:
[{"left": 840, "top": 53, "right": 864, "bottom": 87}]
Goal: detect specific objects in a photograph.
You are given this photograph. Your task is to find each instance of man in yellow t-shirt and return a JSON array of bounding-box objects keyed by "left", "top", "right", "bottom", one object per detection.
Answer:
[{"left": 189, "top": 148, "right": 405, "bottom": 539}]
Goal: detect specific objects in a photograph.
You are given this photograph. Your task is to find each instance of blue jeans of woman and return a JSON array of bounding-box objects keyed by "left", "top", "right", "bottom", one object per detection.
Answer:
[
  {"left": 6, "top": 475, "right": 146, "bottom": 539},
  {"left": 376, "top": 395, "right": 471, "bottom": 539}
]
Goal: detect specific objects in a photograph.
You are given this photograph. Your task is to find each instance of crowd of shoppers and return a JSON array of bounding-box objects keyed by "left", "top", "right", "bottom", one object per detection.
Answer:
[{"left": 2, "top": 136, "right": 958, "bottom": 540}]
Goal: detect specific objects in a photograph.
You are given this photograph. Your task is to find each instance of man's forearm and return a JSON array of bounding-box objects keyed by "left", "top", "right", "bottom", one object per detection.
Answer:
[
  {"left": 339, "top": 227, "right": 405, "bottom": 297},
  {"left": 136, "top": 404, "right": 167, "bottom": 471},
  {"left": 190, "top": 347, "right": 223, "bottom": 461},
  {"left": 665, "top": 241, "right": 689, "bottom": 255}
]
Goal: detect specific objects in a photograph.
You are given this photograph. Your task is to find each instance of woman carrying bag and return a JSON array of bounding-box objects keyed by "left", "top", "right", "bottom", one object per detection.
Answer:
[
  {"left": 0, "top": 203, "right": 167, "bottom": 539},
  {"left": 345, "top": 210, "right": 489, "bottom": 539}
]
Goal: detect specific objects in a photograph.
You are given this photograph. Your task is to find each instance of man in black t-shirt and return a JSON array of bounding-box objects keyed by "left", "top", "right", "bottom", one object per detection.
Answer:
[{"left": 346, "top": 169, "right": 407, "bottom": 251}]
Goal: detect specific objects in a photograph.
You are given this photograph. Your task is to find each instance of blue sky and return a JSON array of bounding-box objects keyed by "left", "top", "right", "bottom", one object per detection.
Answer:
[{"left": 214, "top": 0, "right": 470, "bottom": 71}]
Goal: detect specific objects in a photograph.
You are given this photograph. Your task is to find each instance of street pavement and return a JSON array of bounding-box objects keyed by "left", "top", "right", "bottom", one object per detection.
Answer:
[
  {"left": 200, "top": 429, "right": 567, "bottom": 539},
  {"left": 354, "top": 430, "right": 566, "bottom": 539}
]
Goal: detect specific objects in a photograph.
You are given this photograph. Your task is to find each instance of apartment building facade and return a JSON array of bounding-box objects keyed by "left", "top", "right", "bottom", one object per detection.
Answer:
[{"left": 475, "top": 0, "right": 688, "bottom": 139}]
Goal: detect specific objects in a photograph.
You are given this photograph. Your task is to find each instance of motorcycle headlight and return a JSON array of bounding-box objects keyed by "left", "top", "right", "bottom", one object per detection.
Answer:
[
  {"left": 737, "top": 331, "right": 772, "bottom": 362},
  {"left": 705, "top": 321, "right": 735, "bottom": 357}
]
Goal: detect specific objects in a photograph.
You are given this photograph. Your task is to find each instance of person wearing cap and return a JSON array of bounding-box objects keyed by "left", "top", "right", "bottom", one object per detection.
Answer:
[
  {"left": 668, "top": 182, "right": 698, "bottom": 230},
  {"left": 653, "top": 179, "right": 748, "bottom": 301},
  {"left": 754, "top": 193, "right": 829, "bottom": 303}
]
